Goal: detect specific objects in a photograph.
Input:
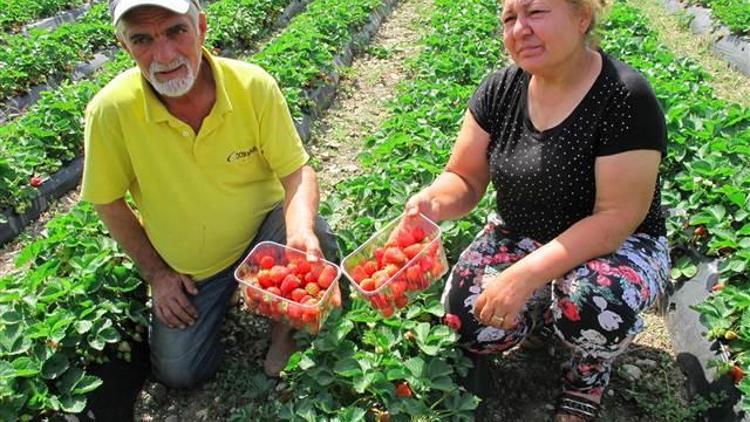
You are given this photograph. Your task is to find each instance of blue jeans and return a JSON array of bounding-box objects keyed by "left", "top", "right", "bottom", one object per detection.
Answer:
[{"left": 149, "top": 204, "right": 339, "bottom": 388}]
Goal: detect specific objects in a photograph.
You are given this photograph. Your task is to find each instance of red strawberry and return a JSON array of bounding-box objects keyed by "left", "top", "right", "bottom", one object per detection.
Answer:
[
  {"left": 390, "top": 280, "right": 407, "bottom": 298},
  {"left": 29, "top": 176, "right": 43, "bottom": 187},
  {"left": 304, "top": 272, "right": 317, "bottom": 284},
  {"left": 362, "top": 261, "right": 378, "bottom": 276},
  {"left": 317, "top": 265, "right": 337, "bottom": 288},
  {"left": 305, "top": 282, "right": 320, "bottom": 297},
  {"left": 286, "top": 303, "right": 302, "bottom": 320},
  {"left": 443, "top": 313, "right": 462, "bottom": 331},
  {"left": 295, "top": 260, "right": 312, "bottom": 275},
  {"left": 269, "top": 265, "right": 290, "bottom": 284},
  {"left": 395, "top": 381, "right": 412, "bottom": 398},
  {"left": 372, "top": 270, "right": 391, "bottom": 288},
  {"left": 383, "top": 247, "right": 408, "bottom": 265},
  {"left": 291, "top": 288, "right": 307, "bottom": 302},
  {"left": 383, "top": 264, "right": 400, "bottom": 277},
  {"left": 351, "top": 265, "right": 369, "bottom": 283},
  {"left": 360, "top": 278, "right": 376, "bottom": 292},
  {"left": 381, "top": 305, "right": 394, "bottom": 318},
  {"left": 257, "top": 270, "right": 274, "bottom": 288},
  {"left": 403, "top": 244, "right": 424, "bottom": 260},
  {"left": 374, "top": 247, "right": 385, "bottom": 266},
  {"left": 394, "top": 294, "right": 408, "bottom": 309},
  {"left": 266, "top": 286, "right": 281, "bottom": 297},
  {"left": 259, "top": 255, "right": 275, "bottom": 270},
  {"left": 280, "top": 274, "right": 301, "bottom": 296},
  {"left": 406, "top": 266, "right": 424, "bottom": 287},
  {"left": 396, "top": 230, "right": 416, "bottom": 248},
  {"left": 694, "top": 226, "right": 707, "bottom": 237},
  {"left": 411, "top": 226, "right": 426, "bottom": 242},
  {"left": 731, "top": 365, "right": 745, "bottom": 384}
]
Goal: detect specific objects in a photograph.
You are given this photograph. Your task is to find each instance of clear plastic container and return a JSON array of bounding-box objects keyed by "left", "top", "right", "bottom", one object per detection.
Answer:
[
  {"left": 341, "top": 213, "right": 449, "bottom": 317},
  {"left": 234, "top": 241, "right": 342, "bottom": 335}
]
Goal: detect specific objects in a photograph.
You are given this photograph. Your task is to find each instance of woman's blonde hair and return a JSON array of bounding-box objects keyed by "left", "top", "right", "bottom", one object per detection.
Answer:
[{"left": 568, "top": 0, "right": 611, "bottom": 46}]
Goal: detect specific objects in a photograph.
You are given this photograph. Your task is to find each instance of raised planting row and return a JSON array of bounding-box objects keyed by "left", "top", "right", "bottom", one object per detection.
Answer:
[
  {"left": 602, "top": 2, "right": 750, "bottom": 411},
  {"left": 0, "top": 0, "right": 398, "bottom": 418},
  {"left": 686, "top": 0, "right": 750, "bottom": 35},
  {"left": 0, "top": 2, "right": 114, "bottom": 100},
  {"left": 228, "top": 0, "right": 505, "bottom": 419},
  {"left": 0, "top": 0, "right": 294, "bottom": 217},
  {"left": 0, "top": 0, "right": 86, "bottom": 32}
]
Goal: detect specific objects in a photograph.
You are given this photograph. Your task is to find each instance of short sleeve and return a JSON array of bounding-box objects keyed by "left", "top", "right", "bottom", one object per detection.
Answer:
[
  {"left": 468, "top": 70, "right": 506, "bottom": 134},
  {"left": 80, "top": 102, "right": 134, "bottom": 204},
  {"left": 258, "top": 77, "right": 309, "bottom": 178},
  {"left": 595, "top": 76, "right": 667, "bottom": 157}
]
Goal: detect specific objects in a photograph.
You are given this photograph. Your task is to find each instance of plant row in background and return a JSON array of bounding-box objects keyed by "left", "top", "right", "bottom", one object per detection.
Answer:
[
  {"left": 0, "top": 0, "right": 400, "bottom": 417},
  {"left": 686, "top": 0, "right": 750, "bottom": 35},
  {"left": 229, "top": 0, "right": 504, "bottom": 419},
  {"left": 0, "top": 0, "right": 291, "bottom": 215},
  {"left": 0, "top": 0, "right": 87, "bottom": 32},
  {"left": 0, "top": 2, "right": 114, "bottom": 100},
  {"left": 604, "top": 1, "right": 750, "bottom": 410}
]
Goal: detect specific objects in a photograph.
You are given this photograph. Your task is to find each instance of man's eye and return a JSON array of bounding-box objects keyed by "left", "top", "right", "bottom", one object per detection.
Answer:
[{"left": 503, "top": 16, "right": 516, "bottom": 23}]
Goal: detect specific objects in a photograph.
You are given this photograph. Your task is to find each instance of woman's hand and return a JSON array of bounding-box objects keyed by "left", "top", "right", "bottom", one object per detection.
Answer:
[
  {"left": 405, "top": 190, "right": 440, "bottom": 222},
  {"left": 473, "top": 270, "right": 537, "bottom": 330}
]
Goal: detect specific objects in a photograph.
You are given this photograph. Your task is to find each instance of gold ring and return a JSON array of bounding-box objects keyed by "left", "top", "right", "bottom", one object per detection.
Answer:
[{"left": 491, "top": 315, "right": 505, "bottom": 325}]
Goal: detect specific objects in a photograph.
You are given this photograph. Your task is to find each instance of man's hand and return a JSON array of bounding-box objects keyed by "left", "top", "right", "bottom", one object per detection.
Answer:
[
  {"left": 149, "top": 268, "right": 200, "bottom": 329},
  {"left": 287, "top": 230, "right": 322, "bottom": 262}
]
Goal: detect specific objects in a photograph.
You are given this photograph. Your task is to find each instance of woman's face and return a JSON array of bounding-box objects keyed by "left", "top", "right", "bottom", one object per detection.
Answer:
[{"left": 501, "top": 0, "right": 591, "bottom": 74}]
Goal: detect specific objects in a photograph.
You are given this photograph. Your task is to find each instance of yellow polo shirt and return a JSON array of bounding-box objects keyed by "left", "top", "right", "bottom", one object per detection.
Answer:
[{"left": 81, "top": 49, "right": 308, "bottom": 281}]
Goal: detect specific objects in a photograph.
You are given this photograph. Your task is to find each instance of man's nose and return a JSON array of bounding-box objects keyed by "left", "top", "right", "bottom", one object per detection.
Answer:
[{"left": 152, "top": 37, "right": 178, "bottom": 64}]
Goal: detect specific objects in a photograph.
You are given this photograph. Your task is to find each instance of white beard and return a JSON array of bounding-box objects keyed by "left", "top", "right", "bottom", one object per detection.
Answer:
[{"left": 146, "top": 55, "right": 199, "bottom": 98}]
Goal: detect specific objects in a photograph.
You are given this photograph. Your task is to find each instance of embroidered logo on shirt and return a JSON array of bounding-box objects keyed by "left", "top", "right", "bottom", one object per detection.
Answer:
[{"left": 226, "top": 147, "right": 258, "bottom": 163}]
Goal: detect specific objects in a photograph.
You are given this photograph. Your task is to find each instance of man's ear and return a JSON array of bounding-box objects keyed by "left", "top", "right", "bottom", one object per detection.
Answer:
[
  {"left": 116, "top": 32, "right": 132, "bottom": 54},
  {"left": 198, "top": 12, "right": 207, "bottom": 43}
]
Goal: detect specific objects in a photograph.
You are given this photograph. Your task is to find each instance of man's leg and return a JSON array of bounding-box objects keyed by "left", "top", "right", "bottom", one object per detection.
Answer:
[
  {"left": 149, "top": 268, "right": 237, "bottom": 389},
  {"left": 249, "top": 203, "right": 339, "bottom": 376}
]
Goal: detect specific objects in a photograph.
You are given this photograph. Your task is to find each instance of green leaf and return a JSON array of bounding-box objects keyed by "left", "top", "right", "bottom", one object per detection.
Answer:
[
  {"left": 404, "top": 357, "right": 425, "bottom": 378},
  {"left": 73, "top": 375, "right": 103, "bottom": 395},
  {"left": 74, "top": 320, "right": 93, "bottom": 335},
  {"left": 333, "top": 357, "right": 361, "bottom": 378},
  {"left": 41, "top": 353, "right": 69, "bottom": 380},
  {"left": 59, "top": 394, "right": 86, "bottom": 413}
]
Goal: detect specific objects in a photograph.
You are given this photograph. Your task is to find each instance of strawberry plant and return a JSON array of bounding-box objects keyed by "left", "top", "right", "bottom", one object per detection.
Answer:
[
  {"left": 602, "top": 2, "right": 750, "bottom": 411},
  {"left": 686, "top": 0, "right": 750, "bottom": 35},
  {"left": 0, "top": 2, "right": 114, "bottom": 99},
  {"left": 0, "top": 0, "right": 86, "bottom": 32}
]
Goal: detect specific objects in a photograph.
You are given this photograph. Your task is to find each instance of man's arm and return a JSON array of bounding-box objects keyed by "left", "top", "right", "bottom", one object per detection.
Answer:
[
  {"left": 279, "top": 165, "right": 322, "bottom": 260},
  {"left": 94, "top": 199, "right": 199, "bottom": 329}
]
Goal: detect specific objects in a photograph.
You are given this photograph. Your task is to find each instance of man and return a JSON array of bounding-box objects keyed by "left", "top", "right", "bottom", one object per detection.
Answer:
[{"left": 81, "top": 0, "right": 338, "bottom": 388}]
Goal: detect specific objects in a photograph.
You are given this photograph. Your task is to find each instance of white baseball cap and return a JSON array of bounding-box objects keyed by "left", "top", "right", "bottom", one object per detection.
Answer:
[{"left": 109, "top": 0, "right": 200, "bottom": 24}]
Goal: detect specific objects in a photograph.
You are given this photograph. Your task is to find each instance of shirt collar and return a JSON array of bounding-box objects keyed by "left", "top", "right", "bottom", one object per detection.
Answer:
[{"left": 141, "top": 47, "right": 233, "bottom": 124}]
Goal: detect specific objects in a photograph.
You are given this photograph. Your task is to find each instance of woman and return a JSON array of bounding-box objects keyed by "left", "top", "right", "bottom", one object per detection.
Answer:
[{"left": 404, "top": 0, "right": 669, "bottom": 419}]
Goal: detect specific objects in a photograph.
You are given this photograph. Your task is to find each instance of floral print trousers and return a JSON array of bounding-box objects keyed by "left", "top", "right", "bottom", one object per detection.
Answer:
[{"left": 441, "top": 215, "right": 670, "bottom": 396}]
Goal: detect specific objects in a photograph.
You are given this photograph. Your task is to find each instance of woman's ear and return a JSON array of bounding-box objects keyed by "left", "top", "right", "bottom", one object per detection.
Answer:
[{"left": 578, "top": 4, "right": 594, "bottom": 34}]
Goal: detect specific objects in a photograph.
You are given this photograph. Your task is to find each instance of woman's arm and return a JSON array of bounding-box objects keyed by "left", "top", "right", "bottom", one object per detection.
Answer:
[
  {"left": 406, "top": 110, "right": 492, "bottom": 221},
  {"left": 474, "top": 149, "right": 662, "bottom": 326}
]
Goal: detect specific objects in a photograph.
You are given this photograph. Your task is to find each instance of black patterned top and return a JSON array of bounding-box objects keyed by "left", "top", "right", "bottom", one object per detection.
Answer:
[{"left": 468, "top": 51, "right": 667, "bottom": 243}]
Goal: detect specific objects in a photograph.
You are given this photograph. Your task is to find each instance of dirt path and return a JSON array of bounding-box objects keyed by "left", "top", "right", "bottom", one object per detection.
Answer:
[
  {"left": 132, "top": 0, "right": 435, "bottom": 419},
  {"left": 626, "top": 0, "right": 750, "bottom": 108}
]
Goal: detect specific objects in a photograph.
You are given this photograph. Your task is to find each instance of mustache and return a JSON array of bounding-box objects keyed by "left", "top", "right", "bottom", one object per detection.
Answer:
[{"left": 149, "top": 56, "right": 189, "bottom": 74}]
